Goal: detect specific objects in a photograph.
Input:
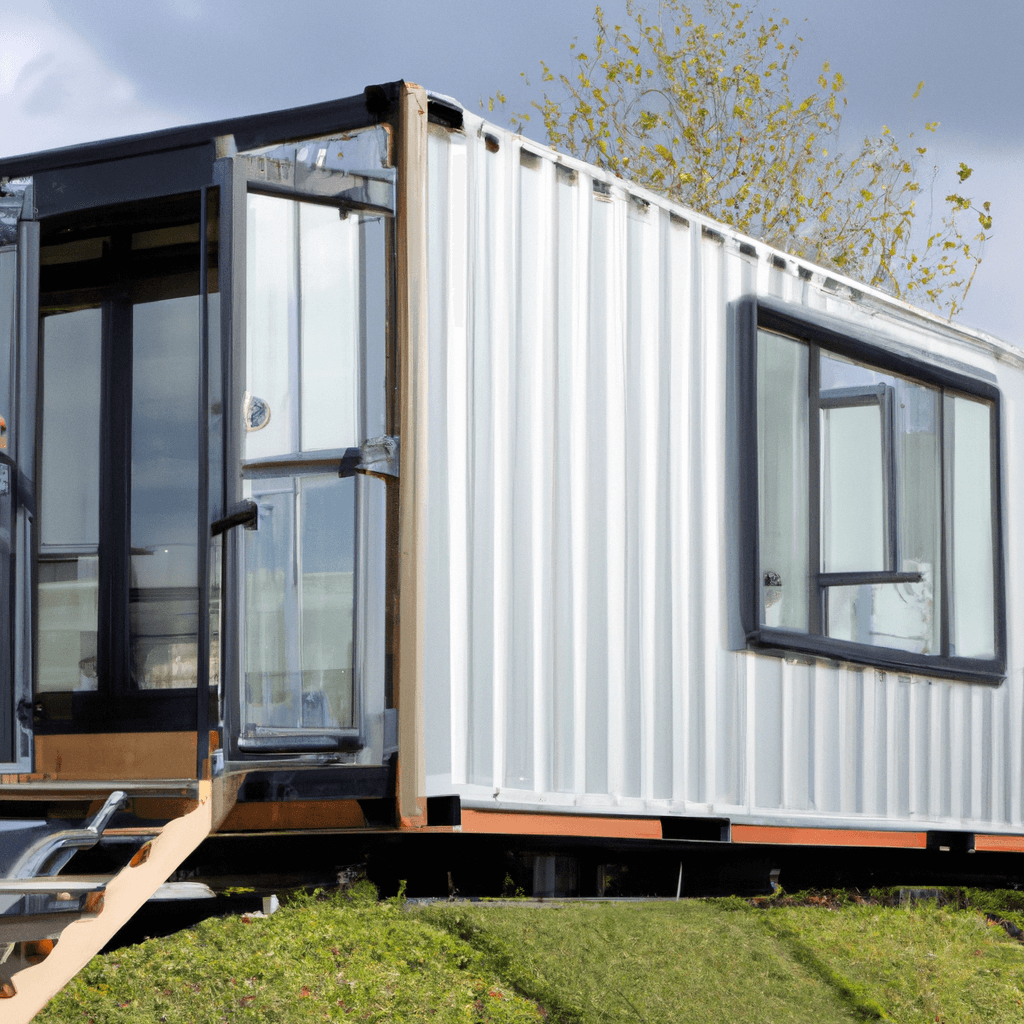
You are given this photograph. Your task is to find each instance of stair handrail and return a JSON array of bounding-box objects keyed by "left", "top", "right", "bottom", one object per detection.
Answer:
[{"left": 3, "top": 791, "right": 128, "bottom": 883}]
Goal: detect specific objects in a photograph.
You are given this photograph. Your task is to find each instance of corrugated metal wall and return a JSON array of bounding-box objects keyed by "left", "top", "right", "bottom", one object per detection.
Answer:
[{"left": 421, "top": 113, "right": 1024, "bottom": 833}]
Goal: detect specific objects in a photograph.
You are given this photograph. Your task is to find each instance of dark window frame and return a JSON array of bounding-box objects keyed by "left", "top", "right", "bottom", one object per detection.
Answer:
[{"left": 737, "top": 295, "right": 1006, "bottom": 684}]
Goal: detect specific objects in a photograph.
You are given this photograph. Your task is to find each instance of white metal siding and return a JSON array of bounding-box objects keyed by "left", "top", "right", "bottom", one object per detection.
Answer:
[{"left": 422, "top": 114, "right": 1024, "bottom": 834}]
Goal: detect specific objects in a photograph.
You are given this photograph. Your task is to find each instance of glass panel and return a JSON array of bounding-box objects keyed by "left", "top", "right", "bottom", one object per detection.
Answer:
[
  {"left": 826, "top": 577, "right": 939, "bottom": 653},
  {"left": 299, "top": 203, "right": 360, "bottom": 451},
  {"left": 37, "top": 557, "right": 98, "bottom": 691},
  {"left": 242, "top": 474, "right": 356, "bottom": 738},
  {"left": 40, "top": 309, "right": 101, "bottom": 548},
  {"left": 239, "top": 125, "right": 391, "bottom": 177},
  {"left": 0, "top": 250, "right": 13, "bottom": 759},
  {"left": 246, "top": 193, "right": 296, "bottom": 460},
  {"left": 820, "top": 350, "right": 889, "bottom": 390},
  {"left": 0, "top": 250, "right": 14, "bottom": 448},
  {"left": 245, "top": 193, "right": 362, "bottom": 459},
  {"left": 130, "top": 295, "right": 199, "bottom": 689},
  {"left": 820, "top": 403, "right": 885, "bottom": 573},
  {"left": 38, "top": 309, "right": 101, "bottom": 691},
  {"left": 207, "top": 276, "right": 223, "bottom": 705},
  {"left": 819, "top": 356, "right": 942, "bottom": 646},
  {"left": 949, "top": 394, "right": 995, "bottom": 658},
  {"left": 898, "top": 380, "right": 942, "bottom": 636},
  {"left": 244, "top": 481, "right": 295, "bottom": 728},
  {"left": 298, "top": 475, "right": 355, "bottom": 728},
  {"left": 209, "top": 533, "right": 222, "bottom": 702},
  {"left": 757, "top": 330, "right": 809, "bottom": 630}
]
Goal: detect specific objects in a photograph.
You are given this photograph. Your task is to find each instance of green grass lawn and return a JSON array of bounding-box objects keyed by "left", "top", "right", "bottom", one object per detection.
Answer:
[
  {"left": 764, "top": 903, "right": 1024, "bottom": 1023},
  {"left": 36, "top": 886, "right": 1024, "bottom": 1023},
  {"left": 38, "top": 885, "right": 547, "bottom": 1024},
  {"left": 421, "top": 900, "right": 863, "bottom": 1023}
]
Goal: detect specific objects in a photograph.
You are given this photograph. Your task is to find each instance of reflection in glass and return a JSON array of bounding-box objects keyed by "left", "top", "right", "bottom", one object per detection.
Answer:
[
  {"left": 245, "top": 193, "right": 361, "bottom": 460},
  {"left": 38, "top": 310, "right": 102, "bottom": 692},
  {"left": 37, "top": 557, "right": 98, "bottom": 692},
  {"left": 299, "top": 203, "right": 360, "bottom": 451},
  {"left": 821, "top": 374, "right": 943, "bottom": 652},
  {"left": 40, "top": 309, "right": 102, "bottom": 548},
  {"left": 950, "top": 394, "right": 995, "bottom": 658},
  {"left": 826, "top": 572, "right": 939, "bottom": 654},
  {"left": 820, "top": 403, "right": 885, "bottom": 573},
  {"left": 243, "top": 475, "right": 356, "bottom": 738},
  {"left": 757, "top": 330, "right": 809, "bottom": 631},
  {"left": 0, "top": 250, "right": 15, "bottom": 438},
  {"left": 245, "top": 194, "right": 295, "bottom": 460},
  {"left": 130, "top": 296, "right": 199, "bottom": 688}
]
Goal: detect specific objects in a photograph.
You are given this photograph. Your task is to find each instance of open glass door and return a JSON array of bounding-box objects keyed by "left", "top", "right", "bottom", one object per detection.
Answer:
[
  {"left": 219, "top": 129, "right": 393, "bottom": 761},
  {"left": 0, "top": 185, "right": 35, "bottom": 771}
]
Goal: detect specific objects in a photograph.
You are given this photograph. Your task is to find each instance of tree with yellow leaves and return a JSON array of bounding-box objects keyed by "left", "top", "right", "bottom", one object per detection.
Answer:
[{"left": 495, "top": 0, "right": 991, "bottom": 318}]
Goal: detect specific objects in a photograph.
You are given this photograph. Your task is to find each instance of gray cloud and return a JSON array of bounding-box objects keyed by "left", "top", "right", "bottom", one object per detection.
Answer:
[{"left": 4, "top": 0, "right": 1021, "bottom": 343}]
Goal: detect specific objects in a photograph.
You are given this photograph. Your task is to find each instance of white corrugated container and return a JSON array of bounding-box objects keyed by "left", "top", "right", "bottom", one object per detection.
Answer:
[{"left": 419, "top": 106, "right": 1024, "bottom": 838}]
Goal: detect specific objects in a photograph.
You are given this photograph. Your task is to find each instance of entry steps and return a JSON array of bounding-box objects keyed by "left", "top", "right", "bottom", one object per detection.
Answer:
[{"left": 0, "top": 781, "right": 214, "bottom": 1022}]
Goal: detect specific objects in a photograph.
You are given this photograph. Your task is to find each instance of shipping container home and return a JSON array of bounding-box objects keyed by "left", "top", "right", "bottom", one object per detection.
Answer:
[{"left": 0, "top": 80, "right": 1021, "bottom": 1014}]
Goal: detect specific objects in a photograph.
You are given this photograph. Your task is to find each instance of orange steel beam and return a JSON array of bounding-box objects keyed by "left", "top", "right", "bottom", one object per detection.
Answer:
[
  {"left": 731, "top": 824, "right": 927, "bottom": 848},
  {"left": 974, "top": 834, "right": 1024, "bottom": 853},
  {"left": 460, "top": 809, "right": 662, "bottom": 840}
]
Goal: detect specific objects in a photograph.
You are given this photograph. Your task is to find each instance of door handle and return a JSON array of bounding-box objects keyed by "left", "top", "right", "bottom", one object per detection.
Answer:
[{"left": 211, "top": 499, "right": 259, "bottom": 536}]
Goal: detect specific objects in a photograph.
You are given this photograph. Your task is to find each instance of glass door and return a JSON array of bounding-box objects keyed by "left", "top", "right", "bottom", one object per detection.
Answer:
[
  {"left": 0, "top": 207, "right": 34, "bottom": 770},
  {"left": 220, "top": 131, "right": 392, "bottom": 759}
]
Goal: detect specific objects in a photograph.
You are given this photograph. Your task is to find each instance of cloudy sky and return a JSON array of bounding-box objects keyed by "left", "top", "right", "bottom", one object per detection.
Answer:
[{"left": 1, "top": 0, "right": 1019, "bottom": 343}]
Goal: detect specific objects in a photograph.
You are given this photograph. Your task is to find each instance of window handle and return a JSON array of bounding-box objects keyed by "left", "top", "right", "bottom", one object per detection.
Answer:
[
  {"left": 338, "top": 435, "right": 399, "bottom": 480},
  {"left": 211, "top": 499, "right": 259, "bottom": 536}
]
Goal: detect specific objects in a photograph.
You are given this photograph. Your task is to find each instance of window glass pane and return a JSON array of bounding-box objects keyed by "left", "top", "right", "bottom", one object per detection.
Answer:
[
  {"left": 37, "top": 556, "right": 98, "bottom": 692},
  {"left": 949, "top": 394, "right": 995, "bottom": 658},
  {"left": 244, "top": 480, "right": 294, "bottom": 726},
  {"left": 246, "top": 195, "right": 363, "bottom": 458},
  {"left": 243, "top": 474, "right": 356, "bottom": 738},
  {"left": 820, "top": 350, "right": 888, "bottom": 389},
  {"left": 0, "top": 250, "right": 14, "bottom": 448},
  {"left": 898, "top": 380, "right": 942, "bottom": 636},
  {"left": 820, "top": 403, "right": 885, "bottom": 573},
  {"left": 246, "top": 193, "right": 296, "bottom": 459},
  {"left": 130, "top": 295, "right": 199, "bottom": 689},
  {"left": 40, "top": 309, "right": 101, "bottom": 547},
  {"left": 38, "top": 309, "right": 101, "bottom": 692},
  {"left": 826, "top": 577, "right": 939, "bottom": 653},
  {"left": 298, "top": 475, "right": 355, "bottom": 728},
  {"left": 299, "top": 203, "right": 360, "bottom": 451},
  {"left": 757, "top": 330, "right": 809, "bottom": 631}
]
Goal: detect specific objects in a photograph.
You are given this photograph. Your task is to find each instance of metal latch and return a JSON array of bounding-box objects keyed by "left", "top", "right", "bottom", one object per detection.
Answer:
[
  {"left": 211, "top": 499, "right": 259, "bottom": 536},
  {"left": 338, "top": 435, "right": 399, "bottom": 480}
]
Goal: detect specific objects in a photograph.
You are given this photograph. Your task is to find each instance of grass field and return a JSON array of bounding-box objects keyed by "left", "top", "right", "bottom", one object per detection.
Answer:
[{"left": 35, "top": 886, "right": 1024, "bottom": 1023}]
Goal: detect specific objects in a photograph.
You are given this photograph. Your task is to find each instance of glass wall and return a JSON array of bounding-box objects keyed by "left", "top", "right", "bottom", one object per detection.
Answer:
[
  {"left": 38, "top": 308, "right": 101, "bottom": 691},
  {"left": 36, "top": 191, "right": 217, "bottom": 712}
]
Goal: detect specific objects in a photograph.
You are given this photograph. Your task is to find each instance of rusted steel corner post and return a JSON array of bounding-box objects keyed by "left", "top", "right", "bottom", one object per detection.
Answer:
[{"left": 395, "top": 82, "right": 428, "bottom": 827}]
